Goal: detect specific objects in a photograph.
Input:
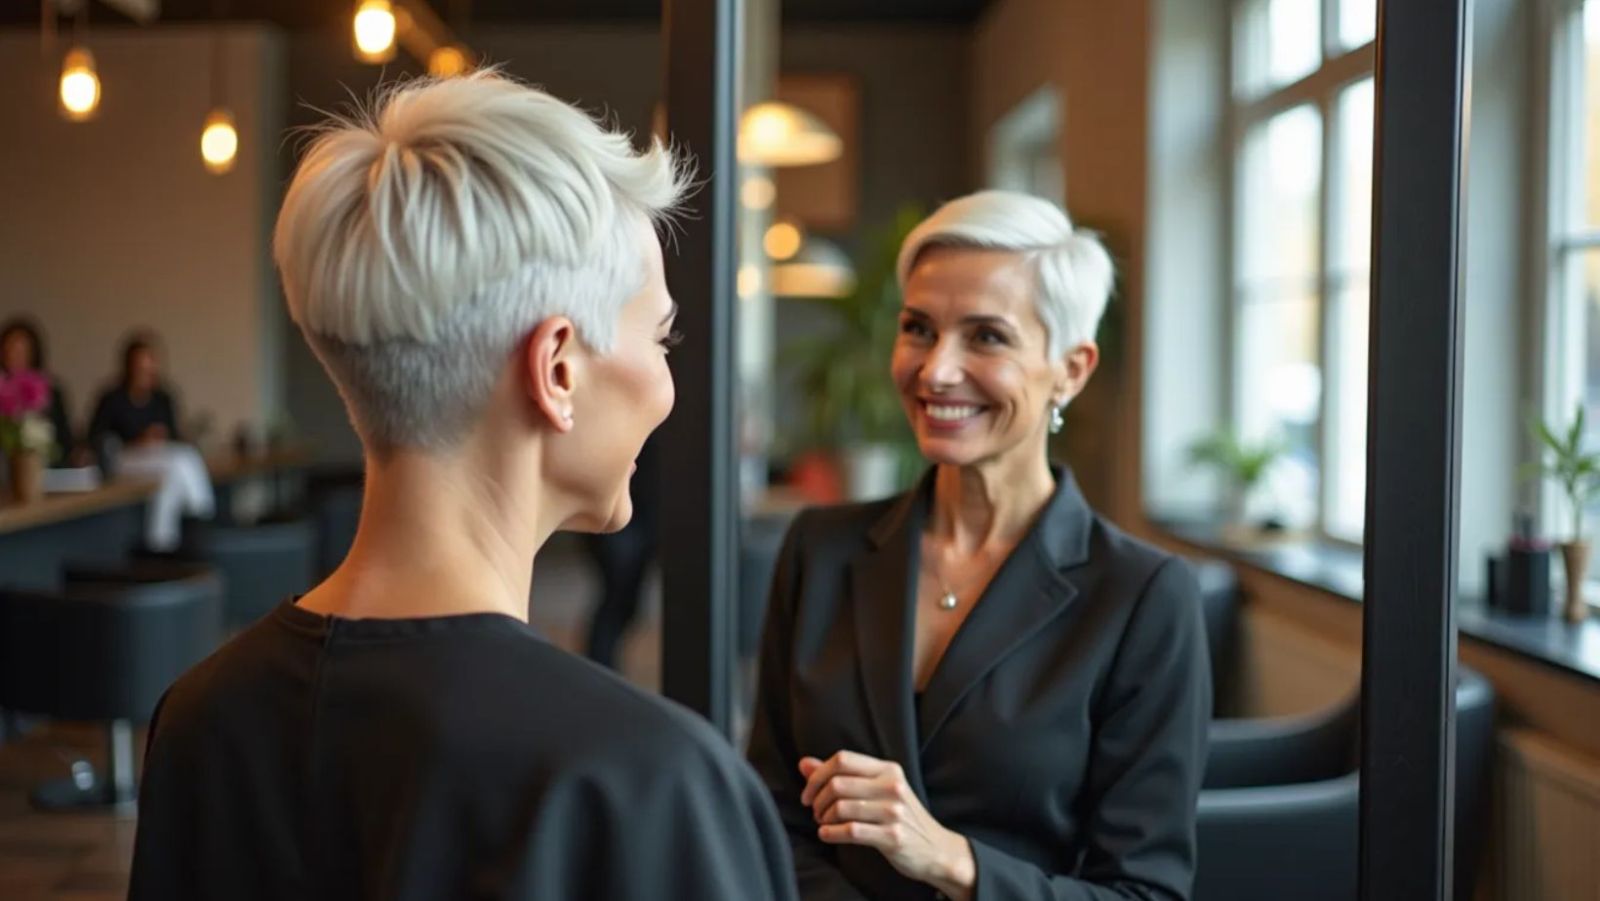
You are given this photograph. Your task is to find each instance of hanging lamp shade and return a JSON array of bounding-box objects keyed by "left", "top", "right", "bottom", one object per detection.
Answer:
[
  {"left": 738, "top": 101, "right": 842, "bottom": 167},
  {"left": 772, "top": 235, "right": 856, "bottom": 299}
]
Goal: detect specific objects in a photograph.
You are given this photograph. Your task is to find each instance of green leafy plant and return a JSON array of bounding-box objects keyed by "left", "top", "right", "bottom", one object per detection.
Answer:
[
  {"left": 1187, "top": 428, "right": 1283, "bottom": 519},
  {"left": 779, "top": 206, "right": 925, "bottom": 453},
  {"left": 1524, "top": 404, "right": 1600, "bottom": 542}
]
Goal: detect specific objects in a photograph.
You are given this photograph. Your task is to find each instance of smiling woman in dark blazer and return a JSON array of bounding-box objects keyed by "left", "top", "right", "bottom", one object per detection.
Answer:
[{"left": 748, "top": 190, "right": 1211, "bottom": 901}]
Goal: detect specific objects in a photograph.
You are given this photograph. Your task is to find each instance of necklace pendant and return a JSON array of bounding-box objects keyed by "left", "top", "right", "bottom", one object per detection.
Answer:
[{"left": 938, "top": 591, "right": 959, "bottom": 611}]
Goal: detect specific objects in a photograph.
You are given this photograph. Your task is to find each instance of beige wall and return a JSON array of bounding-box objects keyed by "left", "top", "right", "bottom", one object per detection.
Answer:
[
  {"left": 0, "top": 25, "right": 285, "bottom": 446},
  {"left": 972, "top": 0, "right": 1153, "bottom": 526}
]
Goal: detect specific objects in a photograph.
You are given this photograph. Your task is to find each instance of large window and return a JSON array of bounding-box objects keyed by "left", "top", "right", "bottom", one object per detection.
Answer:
[
  {"left": 1546, "top": 0, "right": 1600, "bottom": 573},
  {"left": 1231, "top": 0, "right": 1374, "bottom": 541}
]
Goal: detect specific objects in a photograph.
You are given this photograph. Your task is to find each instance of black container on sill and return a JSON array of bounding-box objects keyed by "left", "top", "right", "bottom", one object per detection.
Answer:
[
  {"left": 1505, "top": 547, "right": 1549, "bottom": 616},
  {"left": 1484, "top": 555, "right": 1505, "bottom": 611}
]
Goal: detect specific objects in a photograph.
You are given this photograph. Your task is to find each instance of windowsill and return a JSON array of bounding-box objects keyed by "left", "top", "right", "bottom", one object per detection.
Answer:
[{"left": 1150, "top": 515, "right": 1600, "bottom": 687}]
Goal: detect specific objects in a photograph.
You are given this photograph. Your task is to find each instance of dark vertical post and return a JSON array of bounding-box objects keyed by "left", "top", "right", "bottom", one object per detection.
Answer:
[
  {"left": 1361, "top": 0, "right": 1468, "bottom": 898},
  {"left": 657, "top": 0, "right": 741, "bottom": 736}
]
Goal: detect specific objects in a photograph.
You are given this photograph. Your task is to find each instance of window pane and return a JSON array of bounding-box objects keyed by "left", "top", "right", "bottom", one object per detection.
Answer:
[
  {"left": 1339, "top": 0, "right": 1376, "bottom": 51},
  {"left": 1581, "top": 248, "right": 1600, "bottom": 449},
  {"left": 1236, "top": 0, "right": 1323, "bottom": 98},
  {"left": 1326, "top": 280, "right": 1369, "bottom": 542},
  {"left": 1325, "top": 77, "right": 1374, "bottom": 543},
  {"left": 1584, "top": 1, "right": 1600, "bottom": 226},
  {"left": 1570, "top": 248, "right": 1600, "bottom": 578},
  {"left": 1237, "top": 104, "right": 1322, "bottom": 529},
  {"left": 1333, "top": 78, "right": 1375, "bottom": 272},
  {"left": 1240, "top": 104, "right": 1323, "bottom": 283},
  {"left": 1237, "top": 287, "right": 1322, "bottom": 529}
]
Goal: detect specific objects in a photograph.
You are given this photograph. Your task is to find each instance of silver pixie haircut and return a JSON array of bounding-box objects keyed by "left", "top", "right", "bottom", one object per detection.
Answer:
[
  {"left": 273, "top": 71, "right": 689, "bottom": 453},
  {"left": 896, "top": 190, "right": 1114, "bottom": 359}
]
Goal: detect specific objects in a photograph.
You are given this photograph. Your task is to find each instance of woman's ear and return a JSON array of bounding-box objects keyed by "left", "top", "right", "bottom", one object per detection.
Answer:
[
  {"left": 1053, "top": 340, "right": 1101, "bottom": 406},
  {"left": 525, "top": 317, "right": 580, "bottom": 433}
]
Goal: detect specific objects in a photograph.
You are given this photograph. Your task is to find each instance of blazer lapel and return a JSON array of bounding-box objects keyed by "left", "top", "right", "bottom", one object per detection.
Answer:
[
  {"left": 916, "top": 468, "right": 1094, "bottom": 750},
  {"left": 848, "top": 483, "right": 929, "bottom": 798}
]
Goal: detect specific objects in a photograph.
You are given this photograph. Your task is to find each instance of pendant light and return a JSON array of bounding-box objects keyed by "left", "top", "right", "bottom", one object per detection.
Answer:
[
  {"left": 353, "top": 0, "right": 398, "bottom": 64},
  {"left": 58, "top": 9, "right": 100, "bottom": 122},
  {"left": 200, "top": 30, "right": 238, "bottom": 175}
]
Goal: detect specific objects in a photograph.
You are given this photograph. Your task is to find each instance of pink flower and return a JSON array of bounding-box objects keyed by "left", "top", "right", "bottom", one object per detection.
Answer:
[
  {"left": 12, "top": 370, "right": 49, "bottom": 414},
  {"left": 0, "top": 370, "right": 50, "bottom": 420},
  {"left": 0, "top": 378, "right": 20, "bottom": 420}
]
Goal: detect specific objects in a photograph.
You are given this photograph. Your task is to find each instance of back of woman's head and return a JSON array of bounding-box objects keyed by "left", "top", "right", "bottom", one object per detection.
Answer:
[
  {"left": 119, "top": 329, "right": 161, "bottom": 388},
  {"left": 273, "top": 71, "right": 690, "bottom": 454},
  {"left": 0, "top": 317, "right": 46, "bottom": 372}
]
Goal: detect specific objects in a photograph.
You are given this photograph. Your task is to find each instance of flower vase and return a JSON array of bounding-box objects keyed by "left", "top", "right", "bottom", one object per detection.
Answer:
[{"left": 7, "top": 450, "right": 44, "bottom": 505}]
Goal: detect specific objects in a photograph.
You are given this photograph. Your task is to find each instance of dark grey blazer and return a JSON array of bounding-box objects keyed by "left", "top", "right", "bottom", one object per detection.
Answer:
[{"left": 747, "top": 468, "right": 1211, "bottom": 901}]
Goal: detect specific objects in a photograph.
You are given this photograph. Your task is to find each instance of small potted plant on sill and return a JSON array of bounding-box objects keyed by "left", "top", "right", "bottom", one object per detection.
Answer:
[
  {"left": 0, "top": 369, "right": 58, "bottom": 505},
  {"left": 1525, "top": 404, "right": 1600, "bottom": 623},
  {"left": 1187, "top": 428, "right": 1283, "bottom": 542}
]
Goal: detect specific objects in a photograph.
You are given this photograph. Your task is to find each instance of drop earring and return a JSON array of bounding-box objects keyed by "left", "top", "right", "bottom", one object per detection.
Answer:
[{"left": 1048, "top": 402, "right": 1065, "bottom": 435}]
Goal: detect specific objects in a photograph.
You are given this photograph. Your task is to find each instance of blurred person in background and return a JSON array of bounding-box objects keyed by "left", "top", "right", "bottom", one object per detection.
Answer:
[
  {"left": 89, "top": 330, "right": 212, "bottom": 549},
  {"left": 1, "top": 316, "right": 76, "bottom": 466}
]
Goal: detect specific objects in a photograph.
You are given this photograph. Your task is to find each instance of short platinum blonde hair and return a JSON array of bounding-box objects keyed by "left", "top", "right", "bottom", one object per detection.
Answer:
[
  {"left": 273, "top": 71, "right": 689, "bottom": 453},
  {"left": 896, "top": 190, "right": 1114, "bottom": 359}
]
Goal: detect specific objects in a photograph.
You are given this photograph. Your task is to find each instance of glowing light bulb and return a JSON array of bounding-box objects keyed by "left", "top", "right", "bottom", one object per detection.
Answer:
[
  {"left": 353, "top": 0, "right": 397, "bottom": 63},
  {"left": 59, "top": 47, "right": 101, "bottom": 121},
  {"left": 428, "top": 45, "right": 469, "bottom": 77},
  {"left": 201, "top": 109, "right": 238, "bottom": 174}
]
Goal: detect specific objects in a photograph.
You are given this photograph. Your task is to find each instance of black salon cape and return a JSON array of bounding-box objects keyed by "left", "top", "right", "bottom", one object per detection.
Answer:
[{"left": 128, "top": 600, "right": 799, "bottom": 901}]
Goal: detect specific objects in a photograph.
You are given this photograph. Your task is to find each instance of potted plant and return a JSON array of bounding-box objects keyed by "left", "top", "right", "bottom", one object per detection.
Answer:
[
  {"left": 780, "top": 207, "right": 924, "bottom": 501},
  {"left": 0, "top": 369, "right": 58, "bottom": 505},
  {"left": 1187, "top": 428, "right": 1283, "bottom": 537},
  {"left": 1525, "top": 404, "right": 1600, "bottom": 623}
]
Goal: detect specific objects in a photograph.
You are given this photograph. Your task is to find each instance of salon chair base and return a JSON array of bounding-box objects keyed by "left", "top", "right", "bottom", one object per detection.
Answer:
[{"left": 28, "top": 720, "right": 138, "bottom": 814}]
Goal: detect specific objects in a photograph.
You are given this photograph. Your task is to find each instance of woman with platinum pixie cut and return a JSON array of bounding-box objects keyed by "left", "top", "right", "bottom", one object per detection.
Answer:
[
  {"left": 749, "top": 190, "right": 1211, "bottom": 900},
  {"left": 130, "top": 72, "right": 799, "bottom": 901}
]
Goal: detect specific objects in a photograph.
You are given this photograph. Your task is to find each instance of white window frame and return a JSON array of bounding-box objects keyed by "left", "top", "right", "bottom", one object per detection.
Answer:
[{"left": 1228, "top": 0, "right": 1375, "bottom": 544}]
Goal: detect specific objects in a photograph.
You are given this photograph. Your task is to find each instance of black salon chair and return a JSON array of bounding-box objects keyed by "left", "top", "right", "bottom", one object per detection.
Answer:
[
  {"left": 0, "top": 560, "right": 221, "bottom": 810},
  {"left": 145, "top": 517, "right": 317, "bottom": 629},
  {"left": 1194, "top": 666, "right": 1496, "bottom": 901},
  {"left": 1191, "top": 559, "right": 1241, "bottom": 714},
  {"left": 308, "top": 481, "right": 363, "bottom": 579}
]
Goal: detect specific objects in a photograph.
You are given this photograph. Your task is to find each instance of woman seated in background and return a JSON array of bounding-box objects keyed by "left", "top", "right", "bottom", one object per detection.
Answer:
[
  {"left": 1, "top": 316, "right": 77, "bottom": 466},
  {"left": 89, "top": 331, "right": 212, "bottom": 549},
  {"left": 88, "top": 332, "right": 182, "bottom": 450},
  {"left": 747, "top": 190, "right": 1211, "bottom": 901}
]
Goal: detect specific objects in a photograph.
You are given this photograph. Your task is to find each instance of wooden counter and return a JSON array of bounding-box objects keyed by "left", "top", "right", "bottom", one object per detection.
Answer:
[
  {"left": 0, "top": 447, "right": 312, "bottom": 538},
  {"left": 0, "top": 480, "right": 155, "bottom": 536}
]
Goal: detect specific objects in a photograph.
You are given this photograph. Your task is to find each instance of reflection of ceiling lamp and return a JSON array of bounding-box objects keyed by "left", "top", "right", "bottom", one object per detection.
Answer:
[
  {"left": 773, "top": 236, "right": 856, "bottom": 299},
  {"left": 739, "top": 101, "right": 842, "bottom": 167},
  {"left": 737, "top": 264, "right": 763, "bottom": 300},
  {"left": 764, "top": 220, "right": 803, "bottom": 261},
  {"left": 742, "top": 174, "right": 776, "bottom": 210}
]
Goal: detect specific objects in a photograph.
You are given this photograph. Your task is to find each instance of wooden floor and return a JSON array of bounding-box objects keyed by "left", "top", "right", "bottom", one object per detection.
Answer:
[{"left": 0, "top": 537, "right": 661, "bottom": 898}]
